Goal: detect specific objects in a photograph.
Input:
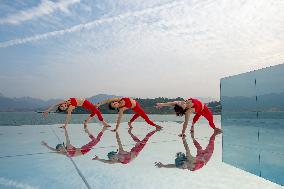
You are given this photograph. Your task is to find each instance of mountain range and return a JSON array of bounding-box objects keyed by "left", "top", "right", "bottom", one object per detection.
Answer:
[{"left": 0, "top": 93, "right": 216, "bottom": 112}]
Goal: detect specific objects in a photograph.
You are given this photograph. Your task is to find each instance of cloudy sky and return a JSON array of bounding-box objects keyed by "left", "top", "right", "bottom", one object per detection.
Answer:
[{"left": 0, "top": 0, "right": 283, "bottom": 100}]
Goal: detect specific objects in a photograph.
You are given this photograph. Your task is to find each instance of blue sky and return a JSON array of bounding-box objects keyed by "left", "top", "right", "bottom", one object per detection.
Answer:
[{"left": 0, "top": 0, "right": 283, "bottom": 100}]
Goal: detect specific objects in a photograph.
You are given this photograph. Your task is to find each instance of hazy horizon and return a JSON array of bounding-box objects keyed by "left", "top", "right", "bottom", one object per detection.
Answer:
[
  {"left": 0, "top": 92, "right": 218, "bottom": 102},
  {"left": 1, "top": 0, "right": 283, "bottom": 100}
]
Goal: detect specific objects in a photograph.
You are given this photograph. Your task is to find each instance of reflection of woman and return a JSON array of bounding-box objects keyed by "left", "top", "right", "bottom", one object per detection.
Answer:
[
  {"left": 155, "top": 131, "right": 220, "bottom": 171},
  {"left": 96, "top": 97, "right": 162, "bottom": 131},
  {"left": 41, "top": 126, "right": 107, "bottom": 157},
  {"left": 156, "top": 98, "right": 222, "bottom": 137},
  {"left": 93, "top": 128, "right": 156, "bottom": 164},
  {"left": 43, "top": 97, "right": 110, "bottom": 128}
]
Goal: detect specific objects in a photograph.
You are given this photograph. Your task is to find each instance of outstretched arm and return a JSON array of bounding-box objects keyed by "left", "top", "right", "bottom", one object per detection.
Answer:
[
  {"left": 43, "top": 100, "right": 66, "bottom": 116},
  {"left": 155, "top": 101, "right": 177, "bottom": 108},
  {"left": 180, "top": 111, "right": 191, "bottom": 137},
  {"left": 96, "top": 98, "right": 121, "bottom": 107},
  {"left": 116, "top": 132, "right": 125, "bottom": 152},
  {"left": 63, "top": 127, "right": 71, "bottom": 147},
  {"left": 112, "top": 108, "right": 126, "bottom": 132},
  {"left": 182, "top": 138, "right": 192, "bottom": 158},
  {"left": 41, "top": 141, "right": 57, "bottom": 152},
  {"left": 92, "top": 156, "right": 116, "bottom": 164},
  {"left": 155, "top": 162, "right": 176, "bottom": 168},
  {"left": 60, "top": 108, "right": 74, "bottom": 128}
]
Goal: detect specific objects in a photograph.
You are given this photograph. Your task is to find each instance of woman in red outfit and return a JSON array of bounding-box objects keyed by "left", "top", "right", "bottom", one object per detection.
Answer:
[
  {"left": 93, "top": 128, "right": 156, "bottom": 164},
  {"left": 156, "top": 98, "right": 222, "bottom": 137},
  {"left": 43, "top": 98, "right": 110, "bottom": 128},
  {"left": 96, "top": 97, "right": 162, "bottom": 131},
  {"left": 41, "top": 126, "right": 107, "bottom": 157},
  {"left": 155, "top": 131, "right": 220, "bottom": 170}
]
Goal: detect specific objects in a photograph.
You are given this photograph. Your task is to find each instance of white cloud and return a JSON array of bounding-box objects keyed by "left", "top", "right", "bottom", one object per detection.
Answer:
[
  {"left": 1, "top": 0, "right": 284, "bottom": 99},
  {"left": 0, "top": 0, "right": 184, "bottom": 48},
  {"left": 0, "top": 177, "right": 39, "bottom": 189},
  {"left": 0, "top": 0, "right": 80, "bottom": 25}
]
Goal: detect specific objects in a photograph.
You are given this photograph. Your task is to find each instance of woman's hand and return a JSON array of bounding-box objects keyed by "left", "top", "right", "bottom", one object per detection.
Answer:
[
  {"left": 41, "top": 141, "right": 47, "bottom": 146},
  {"left": 92, "top": 155, "right": 99, "bottom": 160},
  {"left": 43, "top": 111, "right": 49, "bottom": 117},
  {"left": 59, "top": 124, "right": 67, "bottom": 129},
  {"left": 155, "top": 103, "right": 163, "bottom": 109},
  {"left": 155, "top": 162, "right": 164, "bottom": 168},
  {"left": 95, "top": 103, "right": 100, "bottom": 108},
  {"left": 178, "top": 133, "right": 186, "bottom": 138}
]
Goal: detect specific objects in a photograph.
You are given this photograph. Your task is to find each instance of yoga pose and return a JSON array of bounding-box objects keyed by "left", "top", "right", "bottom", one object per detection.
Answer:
[
  {"left": 155, "top": 131, "right": 219, "bottom": 171},
  {"left": 96, "top": 97, "right": 162, "bottom": 131},
  {"left": 43, "top": 98, "right": 110, "bottom": 128},
  {"left": 93, "top": 128, "right": 156, "bottom": 164},
  {"left": 41, "top": 126, "right": 107, "bottom": 157},
  {"left": 156, "top": 98, "right": 222, "bottom": 137}
]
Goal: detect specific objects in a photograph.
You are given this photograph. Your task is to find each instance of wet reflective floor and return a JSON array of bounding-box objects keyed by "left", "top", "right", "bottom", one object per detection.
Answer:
[{"left": 0, "top": 121, "right": 283, "bottom": 189}]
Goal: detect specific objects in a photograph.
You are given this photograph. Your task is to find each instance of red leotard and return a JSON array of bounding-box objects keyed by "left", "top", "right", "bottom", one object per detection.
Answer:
[
  {"left": 118, "top": 130, "right": 156, "bottom": 164},
  {"left": 192, "top": 133, "right": 216, "bottom": 171},
  {"left": 119, "top": 97, "right": 133, "bottom": 108},
  {"left": 188, "top": 98, "right": 216, "bottom": 129},
  {"left": 68, "top": 98, "right": 104, "bottom": 121},
  {"left": 119, "top": 98, "right": 156, "bottom": 126},
  {"left": 66, "top": 131, "right": 104, "bottom": 157},
  {"left": 69, "top": 98, "right": 78, "bottom": 106}
]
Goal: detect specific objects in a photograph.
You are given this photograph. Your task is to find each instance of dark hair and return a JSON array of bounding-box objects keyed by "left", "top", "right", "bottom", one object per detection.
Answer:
[
  {"left": 174, "top": 105, "right": 187, "bottom": 116},
  {"left": 108, "top": 103, "right": 116, "bottom": 110},
  {"left": 56, "top": 106, "right": 65, "bottom": 113},
  {"left": 56, "top": 143, "right": 65, "bottom": 150},
  {"left": 107, "top": 151, "right": 117, "bottom": 159},
  {"left": 175, "top": 152, "right": 187, "bottom": 167}
]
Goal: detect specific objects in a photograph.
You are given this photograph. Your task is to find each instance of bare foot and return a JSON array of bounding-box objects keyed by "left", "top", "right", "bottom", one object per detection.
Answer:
[
  {"left": 59, "top": 125, "right": 66, "bottom": 129},
  {"left": 190, "top": 126, "right": 194, "bottom": 133},
  {"left": 111, "top": 129, "right": 117, "bottom": 132},
  {"left": 103, "top": 123, "right": 111, "bottom": 128},
  {"left": 214, "top": 128, "right": 223, "bottom": 134},
  {"left": 178, "top": 133, "right": 186, "bottom": 138},
  {"left": 155, "top": 125, "right": 163, "bottom": 131},
  {"left": 128, "top": 127, "right": 133, "bottom": 132},
  {"left": 128, "top": 122, "right": 133, "bottom": 128}
]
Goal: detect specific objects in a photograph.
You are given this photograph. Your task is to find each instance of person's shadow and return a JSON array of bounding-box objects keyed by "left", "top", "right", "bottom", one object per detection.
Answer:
[
  {"left": 41, "top": 126, "right": 107, "bottom": 157},
  {"left": 155, "top": 130, "right": 221, "bottom": 171},
  {"left": 93, "top": 128, "right": 157, "bottom": 164}
]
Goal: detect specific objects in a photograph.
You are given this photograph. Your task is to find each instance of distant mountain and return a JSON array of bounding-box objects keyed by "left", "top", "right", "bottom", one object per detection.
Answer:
[
  {"left": 87, "top": 94, "right": 122, "bottom": 104},
  {"left": 221, "top": 92, "right": 284, "bottom": 112},
  {"left": 0, "top": 95, "right": 63, "bottom": 112},
  {"left": 0, "top": 93, "right": 220, "bottom": 113}
]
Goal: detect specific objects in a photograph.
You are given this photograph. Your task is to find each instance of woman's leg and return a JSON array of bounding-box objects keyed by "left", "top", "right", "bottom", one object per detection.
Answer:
[
  {"left": 129, "top": 113, "right": 140, "bottom": 124},
  {"left": 192, "top": 113, "right": 202, "bottom": 125},
  {"left": 80, "top": 131, "right": 104, "bottom": 155},
  {"left": 201, "top": 106, "right": 216, "bottom": 129},
  {"left": 130, "top": 130, "right": 157, "bottom": 156},
  {"left": 134, "top": 107, "right": 156, "bottom": 126}
]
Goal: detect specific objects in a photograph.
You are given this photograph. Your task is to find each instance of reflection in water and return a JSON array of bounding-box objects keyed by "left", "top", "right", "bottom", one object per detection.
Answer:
[
  {"left": 93, "top": 128, "right": 157, "bottom": 164},
  {"left": 41, "top": 127, "right": 107, "bottom": 157},
  {"left": 155, "top": 131, "right": 220, "bottom": 171}
]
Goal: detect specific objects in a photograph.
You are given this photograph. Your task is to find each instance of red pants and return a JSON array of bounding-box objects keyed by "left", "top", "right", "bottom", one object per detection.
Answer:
[
  {"left": 193, "top": 133, "right": 216, "bottom": 171},
  {"left": 80, "top": 131, "right": 103, "bottom": 154},
  {"left": 129, "top": 102, "right": 156, "bottom": 126},
  {"left": 82, "top": 100, "right": 104, "bottom": 121},
  {"left": 192, "top": 105, "right": 216, "bottom": 129},
  {"left": 130, "top": 130, "right": 157, "bottom": 156}
]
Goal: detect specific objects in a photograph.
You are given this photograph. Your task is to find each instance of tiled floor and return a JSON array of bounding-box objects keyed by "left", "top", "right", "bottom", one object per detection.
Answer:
[{"left": 0, "top": 121, "right": 283, "bottom": 189}]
